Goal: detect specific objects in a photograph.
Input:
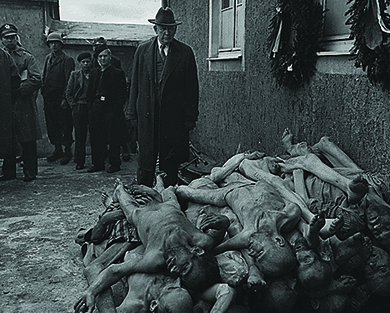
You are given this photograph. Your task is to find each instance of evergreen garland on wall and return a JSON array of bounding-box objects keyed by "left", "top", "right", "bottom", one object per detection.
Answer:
[
  {"left": 268, "top": 0, "right": 323, "bottom": 89},
  {"left": 346, "top": 0, "right": 390, "bottom": 90}
]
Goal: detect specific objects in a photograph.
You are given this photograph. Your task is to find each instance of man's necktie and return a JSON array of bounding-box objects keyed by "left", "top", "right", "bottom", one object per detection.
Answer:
[{"left": 160, "top": 44, "right": 166, "bottom": 62}]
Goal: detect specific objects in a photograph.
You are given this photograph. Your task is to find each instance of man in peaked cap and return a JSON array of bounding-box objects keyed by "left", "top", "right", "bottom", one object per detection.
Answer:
[
  {"left": 41, "top": 32, "right": 75, "bottom": 165},
  {"left": 0, "top": 23, "right": 42, "bottom": 182},
  {"left": 126, "top": 7, "right": 199, "bottom": 188}
]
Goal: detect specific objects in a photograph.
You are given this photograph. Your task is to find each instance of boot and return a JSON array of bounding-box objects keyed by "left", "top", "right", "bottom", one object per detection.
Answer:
[
  {"left": 61, "top": 146, "right": 73, "bottom": 165},
  {"left": 47, "top": 145, "right": 63, "bottom": 162}
]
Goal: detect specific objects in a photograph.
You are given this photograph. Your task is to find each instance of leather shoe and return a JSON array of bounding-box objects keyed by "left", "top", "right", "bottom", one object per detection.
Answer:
[
  {"left": 87, "top": 165, "right": 105, "bottom": 173},
  {"left": 47, "top": 150, "right": 63, "bottom": 162},
  {"left": 122, "top": 153, "right": 130, "bottom": 162},
  {"left": 0, "top": 175, "right": 16, "bottom": 181},
  {"left": 107, "top": 166, "right": 120, "bottom": 173},
  {"left": 60, "top": 154, "right": 72, "bottom": 165},
  {"left": 23, "top": 174, "right": 36, "bottom": 182},
  {"left": 76, "top": 164, "right": 85, "bottom": 170}
]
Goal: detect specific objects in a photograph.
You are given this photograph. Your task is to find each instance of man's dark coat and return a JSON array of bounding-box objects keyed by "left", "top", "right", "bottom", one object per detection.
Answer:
[{"left": 127, "top": 37, "right": 199, "bottom": 172}]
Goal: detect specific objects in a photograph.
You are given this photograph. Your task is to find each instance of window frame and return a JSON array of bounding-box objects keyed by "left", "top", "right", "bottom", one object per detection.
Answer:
[
  {"left": 318, "top": 0, "right": 353, "bottom": 56},
  {"left": 208, "top": 0, "right": 245, "bottom": 71}
]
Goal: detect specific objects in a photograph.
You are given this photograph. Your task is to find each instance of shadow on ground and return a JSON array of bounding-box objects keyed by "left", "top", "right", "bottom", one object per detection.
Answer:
[{"left": 0, "top": 154, "right": 138, "bottom": 313}]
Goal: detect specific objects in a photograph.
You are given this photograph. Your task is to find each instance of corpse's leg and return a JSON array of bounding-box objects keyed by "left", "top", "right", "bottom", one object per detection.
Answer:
[
  {"left": 311, "top": 136, "right": 362, "bottom": 170},
  {"left": 176, "top": 184, "right": 230, "bottom": 207},
  {"left": 282, "top": 153, "right": 368, "bottom": 204},
  {"left": 83, "top": 241, "right": 137, "bottom": 313}
]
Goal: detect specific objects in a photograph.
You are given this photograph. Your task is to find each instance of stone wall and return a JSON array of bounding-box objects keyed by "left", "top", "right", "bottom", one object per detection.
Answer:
[{"left": 170, "top": 0, "right": 390, "bottom": 174}]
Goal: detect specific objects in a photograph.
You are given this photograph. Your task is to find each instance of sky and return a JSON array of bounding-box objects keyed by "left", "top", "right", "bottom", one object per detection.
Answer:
[{"left": 59, "top": 0, "right": 162, "bottom": 25}]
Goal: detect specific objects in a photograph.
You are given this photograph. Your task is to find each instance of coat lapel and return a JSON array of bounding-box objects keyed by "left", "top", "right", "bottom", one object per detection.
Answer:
[
  {"left": 144, "top": 38, "right": 156, "bottom": 81},
  {"left": 163, "top": 40, "right": 182, "bottom": 81}
]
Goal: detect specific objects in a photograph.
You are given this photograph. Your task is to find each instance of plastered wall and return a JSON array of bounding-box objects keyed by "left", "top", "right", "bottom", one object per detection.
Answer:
[{"left": 171, "top": 0, "right": 390, "bottom": 174}]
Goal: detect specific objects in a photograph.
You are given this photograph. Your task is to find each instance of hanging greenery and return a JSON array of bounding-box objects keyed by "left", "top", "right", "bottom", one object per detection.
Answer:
[
  {"left": 268, "top": 0, "right": 323, "bottom": 89},
  {"left": 346, "top": 0, "right": 390, "bottom": 90}
]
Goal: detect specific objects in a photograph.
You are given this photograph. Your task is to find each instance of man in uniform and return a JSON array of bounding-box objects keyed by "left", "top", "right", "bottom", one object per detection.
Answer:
[
  {"left": 41, "top": 32, "right": 75, "bottom": 165},
  {"left": 0, "top": 23, "right": 40, "bottom": 181},
  {"left": 0, "top": 42, "right": 20, "bottom": 181}
]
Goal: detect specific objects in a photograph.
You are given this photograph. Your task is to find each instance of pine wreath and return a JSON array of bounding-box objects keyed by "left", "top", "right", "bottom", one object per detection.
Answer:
[
  {"left": 346, "top": 0, "right": 390, "bottom": 90},
  {"left": 268, "top": 0, "right": 323, "bottom": 89}
]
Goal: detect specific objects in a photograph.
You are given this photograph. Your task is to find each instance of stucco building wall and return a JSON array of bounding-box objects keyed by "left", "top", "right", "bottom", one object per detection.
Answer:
[
  {"left": 0, "top": 0, "right": 152, "bottom": 157},
  {"left": 171, "top": 0, "right": 390, "bottom": 174}
]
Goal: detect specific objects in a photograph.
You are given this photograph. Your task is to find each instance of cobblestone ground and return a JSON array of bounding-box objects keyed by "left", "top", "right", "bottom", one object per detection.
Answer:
[{"left": 0, "top": 154, "right": 138, "bottom": 313}]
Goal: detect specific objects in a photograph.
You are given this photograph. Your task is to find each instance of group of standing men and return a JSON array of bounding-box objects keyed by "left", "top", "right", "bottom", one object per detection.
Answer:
[{"left": 0, "top": 6, "right": 199, "bottom": 187}]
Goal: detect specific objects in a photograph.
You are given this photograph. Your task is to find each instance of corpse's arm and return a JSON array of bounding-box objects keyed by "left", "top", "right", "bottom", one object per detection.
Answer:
[
  {"left": 198, "top": 213, "right": 230, "bottom": 247},
  {"left": 195, "top": 283, "right": 236, "bottom": 313},
  {"left": 75, "top": 249, "right": 164, "bottom": 313},
  {"left": 210, "top": 151, "right": 265, "bottom": 183}
]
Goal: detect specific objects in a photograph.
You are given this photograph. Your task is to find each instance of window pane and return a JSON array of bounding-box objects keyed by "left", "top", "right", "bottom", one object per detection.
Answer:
[
  {"left": 221, "top": 8, "right": 234, "bottom": 49},
  {"left": 323, "top": 0, "right": 349, "bottom": 37},
  {"left": 222, "top": 0, "right": 231, "bottom": 10},
  {"left": 236, "top": 3, "right": 244, "bottom": 48}
]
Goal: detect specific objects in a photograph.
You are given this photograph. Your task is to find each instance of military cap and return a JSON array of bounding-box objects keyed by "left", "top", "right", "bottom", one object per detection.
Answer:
[{"left": 0, "top": 23, "right": 18, "bottom": 38}]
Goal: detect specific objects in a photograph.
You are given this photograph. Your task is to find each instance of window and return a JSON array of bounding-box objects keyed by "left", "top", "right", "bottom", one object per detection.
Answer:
[
  {"left": 209, "top": 0, "right": 245, "bottom": 71},
  {"left": 319, "top": 0, "right": 353, "bottom": 55}
]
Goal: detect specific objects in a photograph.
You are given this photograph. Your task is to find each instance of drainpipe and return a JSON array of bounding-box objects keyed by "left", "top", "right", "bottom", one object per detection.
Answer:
[{"left": 161, "top": 0, "right": 169, "bottom": 8}]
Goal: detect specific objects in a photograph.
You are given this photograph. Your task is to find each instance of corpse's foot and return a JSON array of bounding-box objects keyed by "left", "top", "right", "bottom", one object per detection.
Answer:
[
  {"left": 306, "top": 211, "right": 326, "bottom": 249},
  {"left": 281, "top": 128, "right": 311, "bottom": 156},
  {"left": 319, "top": 216, "right": 344, "bottom": 240},
  {"left": 282, "top": 128, "right": 294, "bottom": 154},
  {"left": 112, "top": 178, "right": 125, "bottom": 202},
  {"left": 347, "top": 175, "right": 369, "bottom": 204}
]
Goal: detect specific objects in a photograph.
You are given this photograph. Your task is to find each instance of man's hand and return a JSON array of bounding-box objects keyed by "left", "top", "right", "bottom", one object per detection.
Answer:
[
  {"left": 184, "top": 121, "right": 196, "bottom": 131},
  {"left": 243, "top": 151, "right": 265, "bottom": 160},
  {"left": 61, "top": 99, "right": 69, "bottom": 109},
  {"left": 74, "top": 292, "right": 95, "bottom": 313},
  {"left": 199, "top": 213, "right": 230, "bottom": 245},
  {"left": 130, "top": 119, "right": 138, "bottom": 128}
]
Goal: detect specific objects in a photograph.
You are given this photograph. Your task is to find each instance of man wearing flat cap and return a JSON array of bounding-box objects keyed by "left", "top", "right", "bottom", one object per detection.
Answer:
[
  {"left": 86, "top": 45, "right": 128, "bottom": 174},
  {"left": 66, "top": 52, "right": 92, "bottom": 170},
  {"left": 0, "top": 23, "right": 42, "bottom": 182},
  {"left": 41, "top": 32, "right": 75, "bottom": 165},
  {"left": 127, "top": 6, "right": 199, "bottom": 187}
]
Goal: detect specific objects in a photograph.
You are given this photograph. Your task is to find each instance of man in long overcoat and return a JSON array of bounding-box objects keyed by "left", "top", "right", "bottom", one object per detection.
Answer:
[
  {"left": 0, "top": 46, "right": 20, "bottom": 181},
  {"left": 127, "top": 7, "right": 199, "bottom": 187},
  {"left": 87, "top": 45, "right": 128, "bottom": 174},
  {"left": 1, "top": 23, "right": 42, "bottom": 181}
]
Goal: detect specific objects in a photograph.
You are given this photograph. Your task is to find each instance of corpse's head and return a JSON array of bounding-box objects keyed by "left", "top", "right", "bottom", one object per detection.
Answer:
[
  {"left": 165, "top": 244, "right": 220, "bottom": 293},
  {"left": 311, "top": 294, "right": 352, "bottom": 313},
  {"left": 249, "top": 231, "right": 297, "bottom": 277},
  {"left": 296, "top": 248, "right": 332, "bottom": 291},
  {"left": 364, "top": 245, "right": 390, "bottom": 296},
  {"left": 149, "top": 277, "right": 193, "bottom": 313},
  {"left": 250, "top": 156, "right": 282, "bottom": 176},
  {"left": 249, "top": 276, "right": 297, "bottom": 313},
  {"left": 365, "top": 190, "right": 390, "bottom": 250}
]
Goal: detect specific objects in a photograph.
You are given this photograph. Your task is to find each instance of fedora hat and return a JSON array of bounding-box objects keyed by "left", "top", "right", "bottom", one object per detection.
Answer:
[{"left": 148, "top": 7, "right": 182, "bottom": 26}]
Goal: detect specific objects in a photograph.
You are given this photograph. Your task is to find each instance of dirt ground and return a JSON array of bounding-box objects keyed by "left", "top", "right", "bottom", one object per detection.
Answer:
[{"left": 0, "top": 155, "right": 138, "bottom": 313}]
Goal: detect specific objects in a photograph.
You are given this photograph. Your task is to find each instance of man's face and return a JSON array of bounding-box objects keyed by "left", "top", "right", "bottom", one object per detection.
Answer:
[
  {"left": 49, "top": 41, "right": 62, "bottom": 52},
  {"left": 97, "top": 49, "right": 111, "bottom": 68},
  {"left": 155, "top": 25, "right": 177, "bottom": 45},
  {"left": 80, "top": 58, "right": 91, "bottom": 71},
  {"left": 365, "top": 204, "right": 390, "bottom": 249},
  {"left": 159, "top": 283, "right": 193, "bottom": 313},
  {"left": 252, "top": 157, "right": 282, "bottom": 175},
  {"left": 296, "top": 249, "right": 318, "bottom": 267},
  {"left": 1, "top": 34, "right": 17, "bottom": 50},
  {"left": 165, "top": 246, "right": 193, "bottom": 277},
  {"left": 364, "top": 246, "right": 390, "bottom": 295}
]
